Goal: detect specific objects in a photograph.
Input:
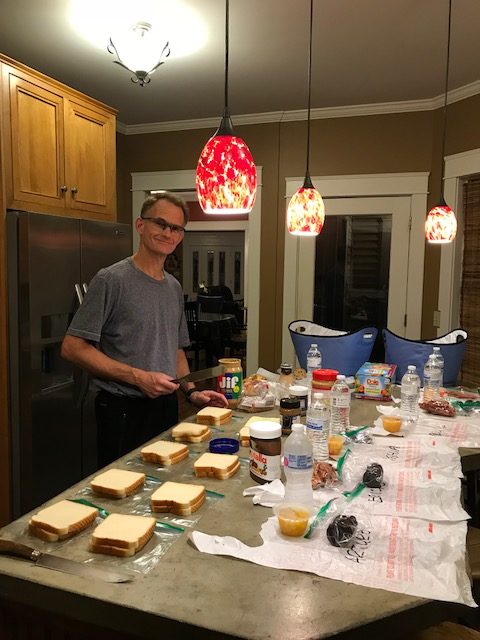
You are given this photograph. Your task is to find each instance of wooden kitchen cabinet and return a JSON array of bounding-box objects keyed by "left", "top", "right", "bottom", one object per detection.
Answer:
[{"left": 1, "top": 56, "right": 116, "bottom": 220}]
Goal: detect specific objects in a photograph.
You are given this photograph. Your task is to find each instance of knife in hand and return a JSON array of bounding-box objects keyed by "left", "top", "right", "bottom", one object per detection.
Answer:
[
  {"left": 172, "top": 365, "right": 224, "bottom": 385},
  {"left": 0, "top": 539, "right": 132, "bottom": 583}
]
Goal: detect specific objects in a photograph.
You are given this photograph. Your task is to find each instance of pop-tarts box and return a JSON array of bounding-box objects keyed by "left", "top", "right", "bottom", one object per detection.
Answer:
[{"left": 354, "top": 362, "right": 397, "bottom": 400}]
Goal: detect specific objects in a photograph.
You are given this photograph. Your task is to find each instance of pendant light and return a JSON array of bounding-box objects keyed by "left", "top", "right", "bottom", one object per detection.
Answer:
[
  {"left": 287, "top": 0, "right": 325, "bottom": 237},
  {"left": 425, "top": 0, "right": 457, "bottom": 244},
  {"left": 196, "top": 0, "right": 257, "bottom": 214}
]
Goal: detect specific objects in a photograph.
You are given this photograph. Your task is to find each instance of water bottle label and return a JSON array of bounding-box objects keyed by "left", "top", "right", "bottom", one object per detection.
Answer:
[
  {"left": 332, "top": 396, "right": 350, "bottom": 408},
  {"left": 306, "top": 418, "right": 325, "bottom": 432},
  {"left": 284, "top": 453, "right": 313, "bottom": 470}
]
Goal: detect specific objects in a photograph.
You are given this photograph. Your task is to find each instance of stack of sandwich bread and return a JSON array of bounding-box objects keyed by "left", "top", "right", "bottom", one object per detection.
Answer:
[
  {"left": 171, "top": 423, "right": 211, "bottom": 443},
  {"left": 29, "top": 500, "right": 98, "bottom": 542},
  {"left": 141, "top": 441, "right": 188, "bottom": 465},
  {"left": 91, "top": 469, "right": 145, "bottom": 499},
  {"left": 90, "top": 514, "right": 155, "bottom": 557},
  {"left": 196, "top": 407, "right": 232, "bottom": 426},
  {"left": 151, "top": 481, "right": 206, "bottom": 515},
  {"left": 194, "top": 452, "right": 240, "bottom": 479}
]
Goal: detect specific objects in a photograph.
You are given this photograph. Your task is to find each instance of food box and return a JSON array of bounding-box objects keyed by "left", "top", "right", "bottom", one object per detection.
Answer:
[{"left": 354, "top": 362, "right": 397, "bottom": 401}]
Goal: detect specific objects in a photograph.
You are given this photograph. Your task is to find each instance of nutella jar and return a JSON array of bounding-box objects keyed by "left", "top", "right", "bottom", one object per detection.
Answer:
[
  {"left": 217, "top": 358, "right": 243, "bottom": 408},
  {"left": 280, "top": 397, "right": 301, "bottom": 435},
  {"left": 249, "top": 421, "right": 282, "bottom": 484},
  {"left": 289, "top": 385, "right": 309, "bottom": 416}
]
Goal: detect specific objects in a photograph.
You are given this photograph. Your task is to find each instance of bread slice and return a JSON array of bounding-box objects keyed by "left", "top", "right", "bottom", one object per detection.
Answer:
[
  {"left": 90, "top": 513, "right": 155, "bottom": 557},
  {"left": 151, "top": 481, "right": 206, "bottom": 516},
  {"left": 28, "top": 500, "right": 98, "bottom": 542},
  {"left": 171, "top": 423, "right": 211, "bottom": 443},
  {"left": 140, "top": 440, "right": 189, "bottom": 465},
  {"left": 90, "top": 469, "right": 145, "bottom": 499},
  {"left": 194, "top": 452, "right": 240, "bottom": 479},
  {"left": 196, "top": 407, "right": 232, "bottom": 426}
]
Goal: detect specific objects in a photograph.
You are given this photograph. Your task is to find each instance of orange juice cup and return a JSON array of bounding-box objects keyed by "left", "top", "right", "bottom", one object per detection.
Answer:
[
  {"left": 381, "top": 415, "right": 402, "bottom": 433},
  {"left": 328, "top": 435, "right": 345, "bottom": 456}
]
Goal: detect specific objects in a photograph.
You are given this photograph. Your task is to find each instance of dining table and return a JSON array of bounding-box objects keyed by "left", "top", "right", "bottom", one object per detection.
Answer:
[{"left": 0, "top": 395, "right": 477, "bottom": 640}]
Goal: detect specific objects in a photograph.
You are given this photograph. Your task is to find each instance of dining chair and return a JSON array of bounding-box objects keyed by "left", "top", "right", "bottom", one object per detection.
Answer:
[
  {"left": 197, "top": 294, "right": 224, "bottom": 314},
  {"left": 184, "top": 301, "right": 207, "bottom": 370}
]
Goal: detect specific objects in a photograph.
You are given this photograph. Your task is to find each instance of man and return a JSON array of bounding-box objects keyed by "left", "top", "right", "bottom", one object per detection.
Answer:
[{"left": 61, "top": 192, "right": 227, "bottom": 468}]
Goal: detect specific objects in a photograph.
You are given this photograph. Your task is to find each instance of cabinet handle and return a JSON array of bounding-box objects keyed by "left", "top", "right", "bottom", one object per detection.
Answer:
[
  {"left": 60, "top": 185, "right": 68, "bottom": 193},
  {"left": 71, "top": 186, "right": 78, "bottom": 195}
]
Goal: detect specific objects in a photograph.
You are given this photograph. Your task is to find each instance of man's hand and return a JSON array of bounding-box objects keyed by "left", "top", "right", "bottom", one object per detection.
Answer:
[
  {"left": 188, "top": 389, "right": 229, "bottom": 408},
  {"left": 133, "top": 369, "right": 179, "bottom": 398}
]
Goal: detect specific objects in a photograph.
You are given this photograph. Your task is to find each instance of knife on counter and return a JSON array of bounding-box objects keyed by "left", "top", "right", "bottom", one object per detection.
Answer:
[
  {"left": 172, "top": 365, "right": 224, "bottom": 385},
  {"left": 0, "top": 539, "right": 132, "bottom": 583}
]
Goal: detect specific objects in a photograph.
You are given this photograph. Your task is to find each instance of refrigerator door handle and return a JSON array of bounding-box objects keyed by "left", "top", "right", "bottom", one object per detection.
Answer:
[
  {"left": 74, "top": 283, "right": 84, "bottom": 305},
  {"left": 82, "top": 283, "right": 88, "bottom": 295}
]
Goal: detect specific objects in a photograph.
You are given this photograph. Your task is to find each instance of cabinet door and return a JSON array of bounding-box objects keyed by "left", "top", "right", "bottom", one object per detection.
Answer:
[
  {"left": 65, "top": 99, "right": 116, "bottom": 219},
  {"left": 4, "top": 66, "right": 66, "bottom": 212}
]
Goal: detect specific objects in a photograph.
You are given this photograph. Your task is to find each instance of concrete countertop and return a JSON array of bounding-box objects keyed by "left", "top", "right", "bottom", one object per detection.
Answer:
[{"left": 0, "top": 401, "right": 466, "bottom": 640}]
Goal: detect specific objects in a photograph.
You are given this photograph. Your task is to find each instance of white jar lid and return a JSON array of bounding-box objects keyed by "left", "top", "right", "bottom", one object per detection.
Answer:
[
  {"left": 289, "top": 385, "right": 309, "bottom": 396},
  {"left": 249, "top": 420, "right": 282, "bottom": 439}
]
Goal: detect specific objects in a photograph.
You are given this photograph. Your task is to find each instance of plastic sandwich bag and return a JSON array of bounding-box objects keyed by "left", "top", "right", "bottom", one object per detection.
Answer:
[{"left": 190, "top": 504, "right": 476, "bottom": 607}]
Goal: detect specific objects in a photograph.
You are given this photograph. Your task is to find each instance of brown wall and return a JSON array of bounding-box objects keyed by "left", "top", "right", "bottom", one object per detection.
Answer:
[{"left": 117, "top": 95, "right": 480, "bottom": 371}]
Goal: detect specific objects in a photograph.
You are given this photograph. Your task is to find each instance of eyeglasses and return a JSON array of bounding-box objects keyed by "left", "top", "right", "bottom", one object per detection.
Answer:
[{"left": 141, "top": 216, "right": 185, "bottom": 237}]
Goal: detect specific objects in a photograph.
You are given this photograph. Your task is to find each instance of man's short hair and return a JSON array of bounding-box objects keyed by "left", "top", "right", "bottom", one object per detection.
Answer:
[{"left": 140, "top": 192, "right": 189, "bottom": 225}]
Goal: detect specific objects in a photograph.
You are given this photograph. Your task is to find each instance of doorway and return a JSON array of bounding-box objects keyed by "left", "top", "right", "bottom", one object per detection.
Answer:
[{"left": 282, "top": 173, "right": 429, "bottom": 366}]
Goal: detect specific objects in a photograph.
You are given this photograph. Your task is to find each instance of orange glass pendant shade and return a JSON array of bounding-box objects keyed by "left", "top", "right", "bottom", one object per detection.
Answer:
[
  {"left": 287, "top": 175, "right": 325, "bottom": 236},
  {"left": 196, "top": 117, "right": 257, "bottom": 214},
  {"left": 425, "top": 198, "right": 457, "bottom": 244}
]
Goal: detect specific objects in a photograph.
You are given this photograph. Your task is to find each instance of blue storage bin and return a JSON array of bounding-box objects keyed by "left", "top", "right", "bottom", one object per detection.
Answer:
[
  {"left": 289, "top": 321, "right": 377, "bottom": 376},
  {"left": 382, "top": 328, "right": 468, "bottom": 386}
]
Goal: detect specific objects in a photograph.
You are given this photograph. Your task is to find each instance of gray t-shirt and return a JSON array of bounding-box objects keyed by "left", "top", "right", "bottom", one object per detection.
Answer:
[{"left": 67, "top": 257, "right": 190, "bottom": 397}]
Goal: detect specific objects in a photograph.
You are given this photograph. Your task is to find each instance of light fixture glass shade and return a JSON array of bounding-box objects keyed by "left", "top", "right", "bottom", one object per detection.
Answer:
[
  {"left": 287, "top": 177, "right": 325, "bottom": 236},
  {"left": 196, "top": 132, "right": 257, "bottom": 214},
  {"left": 425, "top": 201, "right": 457, "bottom": 244},
  {"left": 108, "top": 22, "right": 170, "bottom": 86}
]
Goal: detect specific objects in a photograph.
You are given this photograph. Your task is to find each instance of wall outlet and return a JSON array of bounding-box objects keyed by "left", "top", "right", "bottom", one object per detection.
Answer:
[{"left": 433, "top": 310, "right": 441, "bottom": 327}]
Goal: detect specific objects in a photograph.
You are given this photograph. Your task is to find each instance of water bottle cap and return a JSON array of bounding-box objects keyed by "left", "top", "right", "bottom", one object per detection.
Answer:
[
  {"left": 310, "top": 343, "right": 318, "bottom": 348},
  {"left": 336, "top": 374, "right": 346, "bottom": 380},
  {"left": 433, "top": 346, "right": 440, "bottom": 352},
  {"left": 407, "top": 365, "right": 416, "bottom": 372},
  {"left": 291, "top": 423, "right": 304, "bottom": 433}
]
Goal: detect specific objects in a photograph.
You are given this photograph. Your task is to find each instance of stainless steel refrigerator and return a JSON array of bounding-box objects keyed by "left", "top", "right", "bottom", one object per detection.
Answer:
[{"left": 7, "top": 211, "right": 132, "bottom": 518}]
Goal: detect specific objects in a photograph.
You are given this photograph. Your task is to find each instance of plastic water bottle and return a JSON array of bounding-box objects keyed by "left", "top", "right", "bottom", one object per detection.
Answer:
[
  {"left": 283, "top": 423, "right": 314, "bottom": 505},
  {"left": 423, "top": 353, "right": 442, "bottom": 402},
  {"left": 306, "top": 393, "right": 329, "bottom": 462},
  {"left": 306, "top": 343, "right": 322, "bottom": 384},
  {"left": 330, "top": 374, "right": 351, "bottom": 434},
  {"left": 432, "top": 346, "right": 445, "bottom": 388},
  {"left": 400, "top": 365, "right": 420, "bottom": 420}
]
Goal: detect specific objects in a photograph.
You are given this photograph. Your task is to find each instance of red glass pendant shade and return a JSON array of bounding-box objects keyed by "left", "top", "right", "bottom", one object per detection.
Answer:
[
  {"left": 196, "top": 125, "right": 257, "bottom": 214},
  {"left": 425, "top": 198, "right": 457, "bottom": 244},
  {"left": 287, "top": 175, "right": 325, "bottom": 236}
]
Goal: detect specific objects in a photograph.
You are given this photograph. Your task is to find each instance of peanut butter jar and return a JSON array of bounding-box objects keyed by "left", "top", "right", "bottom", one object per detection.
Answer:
[{"left": 217, "top": 358, "right": 243, "bottom": 408}]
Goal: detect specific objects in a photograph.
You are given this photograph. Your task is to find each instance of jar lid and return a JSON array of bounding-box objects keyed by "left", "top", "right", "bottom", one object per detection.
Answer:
[
  {"left": 312, "top": 368, "right": 339, "bottom": 381},
  {"left": 249, "top": 420, "right": 282, "bottom": 439},
  {"left": 280, "top": 397, "right": 300, "bottom": 409},
  {"left": 209, "top": 438, "right": 240, "bottom": 454},
  {"left": 280, "top": 363, "right": 292, "bottom": 373},
  {"left": 289, "top": 385, "right": 309, "bottom": 396}
]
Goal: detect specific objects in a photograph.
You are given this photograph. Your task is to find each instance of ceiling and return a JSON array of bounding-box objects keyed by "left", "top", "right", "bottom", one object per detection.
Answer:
[{"left": 0, "top": 0, "right": 479, "bottom": 128}]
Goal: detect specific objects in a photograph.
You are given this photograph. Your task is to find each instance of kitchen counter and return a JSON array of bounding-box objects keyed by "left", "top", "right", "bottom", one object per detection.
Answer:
[{"left": 0, "top": 401, "right": 471, "bottom": 640}]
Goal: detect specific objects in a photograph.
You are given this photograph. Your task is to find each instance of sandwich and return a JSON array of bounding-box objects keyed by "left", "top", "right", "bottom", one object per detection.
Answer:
[
  {"left": 194, "top": 452, "right": 240, "bottom": 480},
  {"left": 240, "top": 416, "right": 280, "bottom": 447},
  {"left": 141, "top": 440, "right": 189, "bottom": 465},
  {"left": 90, "top": 513, "right": 156, "bottom": 557},
  {"left": 151, "top": 481, "right": 206, "bottom": 516},
  {"left": 28, "top": 499, "right": 98, "bottom": 542},
  {"left": 90, "top": 469, "right": 145, "bottom": 499},
  {"left": 196, "top": 406, "right": 232, "bottom": 426},
  {"left": 171, "top": 422, "right": 211, "bottom": 443}
]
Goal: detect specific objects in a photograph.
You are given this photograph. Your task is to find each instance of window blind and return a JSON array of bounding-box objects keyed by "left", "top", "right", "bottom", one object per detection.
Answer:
[{"left": 459, "top": 175, "right": 480, "bottom": 387}]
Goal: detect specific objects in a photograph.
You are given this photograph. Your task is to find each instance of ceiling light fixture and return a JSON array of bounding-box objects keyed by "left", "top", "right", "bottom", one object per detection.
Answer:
[
  {"left": 195, "top": 0, "right": 257, "bottom": 214},
  {"left": 425, "top": 0, "right": 457, "bottom": 244},
  {"left": 108, "top": 21, "right": 170, "bottom": 87},
  {"left": 287, "top": 0, "right": 325, "bottom": 237}
]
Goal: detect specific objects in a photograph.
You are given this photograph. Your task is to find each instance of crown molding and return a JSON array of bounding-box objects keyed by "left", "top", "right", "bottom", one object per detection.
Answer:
[{"left": 116, "top": 79, "right": 480, "bottom": 135}]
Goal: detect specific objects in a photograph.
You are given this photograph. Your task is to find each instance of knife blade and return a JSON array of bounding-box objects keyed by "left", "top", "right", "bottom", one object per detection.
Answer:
[
  {"left": 0, "top": 539, "right": 132, "bottom": 583},
  {"left": 173, "top": 365, "right": 224, "bottom": 385}
]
